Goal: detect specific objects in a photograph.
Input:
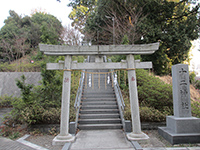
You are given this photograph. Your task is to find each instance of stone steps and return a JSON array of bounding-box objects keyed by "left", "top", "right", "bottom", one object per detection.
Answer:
[
  {"left": 81, "top": 98, "right": 116, "bottom": 101},
  {"left": 82, "top": 95, "right": 116, "bottom": 98},
  {"left": 78, "top": 124, "right": 122, "bottom": 130},
  {"left": 82, "top": 92, "right": 115, "bottom": 97},
  {"left": 82, "top": 91, "right": 114, "bottom": 94},
  {"left": 82, "top": 91, "right": 115, "bottom": 94},
  {"left": 83, "top": 87, "right": 113, "bottom": 90},
  {"left": 81, "top": 101, "right": 117, "bottom": 105},
  {"left": 81, "top": 105, "right": 118, "bottom": 109},
  {"left": 78, "top": 118, "right": 121, "bottom": 124},
  {"left": 78, "top": 56, "right": 122, "bottom": 130},
  {"left": 79, "top": 109, "right": 119, "bottom": 114},
  {"left": 79, "top": 114, "right": 120, "bottom": 119}
]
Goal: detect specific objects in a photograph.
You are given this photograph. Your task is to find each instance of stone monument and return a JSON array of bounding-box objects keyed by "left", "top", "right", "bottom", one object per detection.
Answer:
[{"left": 158, "top": 64, "right": 200, "bottom": 144}]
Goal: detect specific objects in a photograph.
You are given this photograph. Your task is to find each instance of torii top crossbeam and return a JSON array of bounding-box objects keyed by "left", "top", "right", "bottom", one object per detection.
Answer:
[{"left": 39, "top": 42, "right": 159, "bottom": 56}]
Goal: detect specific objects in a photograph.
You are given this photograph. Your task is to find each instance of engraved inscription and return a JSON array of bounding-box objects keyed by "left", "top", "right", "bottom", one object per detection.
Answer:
[
  {"left": 179, "top": 68, "right": 189, "bottom": 109},
  {"left": 64, "top": 77, "right": 69, "bottom": 83}
]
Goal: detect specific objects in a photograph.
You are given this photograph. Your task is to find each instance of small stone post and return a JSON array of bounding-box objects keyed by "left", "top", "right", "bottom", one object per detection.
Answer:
[
  {"left": 126, "top": 54, "right": 149, "bottom": 140},
  {"left": 52, "top": 55, "right": 75, "bottom": 145}
]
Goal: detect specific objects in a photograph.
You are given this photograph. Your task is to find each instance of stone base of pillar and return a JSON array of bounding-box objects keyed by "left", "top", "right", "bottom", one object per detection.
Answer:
[
  {"left": 52, "top": 133, "right": 75, "bottom": 145},
  {"left": 127, "top": 132, "right": 149, "bottom": 141}
]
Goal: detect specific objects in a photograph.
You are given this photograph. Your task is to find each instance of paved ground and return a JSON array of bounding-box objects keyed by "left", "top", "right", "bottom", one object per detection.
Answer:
[
  {"left": 70, "top": 130, "right": 134, "bottom": 150},
  {"left": 0, "top": 136, "right": 36, "bottom": 150}
]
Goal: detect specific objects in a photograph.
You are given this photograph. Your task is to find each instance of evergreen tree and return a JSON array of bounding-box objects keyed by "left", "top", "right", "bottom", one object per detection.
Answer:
[{"left": 0, "top": 10, "right": 63, "bottom": 62}]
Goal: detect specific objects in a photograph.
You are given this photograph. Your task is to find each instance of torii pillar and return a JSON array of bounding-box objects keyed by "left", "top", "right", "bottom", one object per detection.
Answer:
[
  {"left": 126, "top": 54, "right": 149, "bottom": 140},
  {"left": 52, "top": 55, "right": 75, "bottom": 145}
]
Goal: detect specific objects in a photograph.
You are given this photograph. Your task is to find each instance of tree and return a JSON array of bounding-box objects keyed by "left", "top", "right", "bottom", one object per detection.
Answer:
[
  {"left": 16, "top": 75, "right": 34, "bottom": 104},
  {"left": 139, "top": 0, "right": 200, "bottom": 74},
  {"left": 0, "top": 10, "right": 63, "bottom": 62},
  {"left": 30, "top": 12, "right": 63, "bottom": 45},
  {"left": 69, "top": 0, "right": 200, "bottom": 75},
  {"left": 0, "top": 10, "right": 28, "bottom": 62},
  {"left": 84, "top": 0, "right": 147, "bottom": 44},
  {"left": 61, "top": 25, "right": 82, "bottom": 45},
  {"left": 68, "top": 0, "right": 97, "bottom": 32},
  {"left": 14, "top": 32, "right": 29, "bottom": 58},
  {"left": 0, "top": 39, "right": 15, "bottom": 63}
]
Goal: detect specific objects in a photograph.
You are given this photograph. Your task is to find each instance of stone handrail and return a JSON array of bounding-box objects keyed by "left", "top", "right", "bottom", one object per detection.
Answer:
[
  {"left": 74, "top": 57, "right": 89, "bottom": 130},
  {"left": 74, "top": 71, "right": 85, "bottom": 110},
  {"left": 114, "top": 80, "right": 125, "bottom": 111},
  {"left": 108, "top": 58, "right": 126, "bottom": 129}
]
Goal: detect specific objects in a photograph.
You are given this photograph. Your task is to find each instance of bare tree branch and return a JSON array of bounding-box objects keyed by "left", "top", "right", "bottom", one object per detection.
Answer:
[
  {"left": 61, "top": 25, "right": 83, "bottom": 45},
  {"left": 100, "top": 4, "right": 146, "bottom": 44}
]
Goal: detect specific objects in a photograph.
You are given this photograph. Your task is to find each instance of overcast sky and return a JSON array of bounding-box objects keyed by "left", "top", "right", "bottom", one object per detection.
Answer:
[{"left": 0, "top": 0, "right": 72, "bottom": 29}]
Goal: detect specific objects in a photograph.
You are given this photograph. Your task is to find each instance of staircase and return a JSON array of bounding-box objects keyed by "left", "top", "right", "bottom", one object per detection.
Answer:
[{"left": 77, "top": 58, "right": 123, "bottom": 130}]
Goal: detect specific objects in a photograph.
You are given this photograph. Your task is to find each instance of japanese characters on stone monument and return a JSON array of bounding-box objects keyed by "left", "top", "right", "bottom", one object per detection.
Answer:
[{"left": 172, "top": 64, "right": 191, "bottom": 117}]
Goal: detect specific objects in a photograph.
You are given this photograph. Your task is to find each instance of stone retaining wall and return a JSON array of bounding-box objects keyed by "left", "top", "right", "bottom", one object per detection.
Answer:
[{"left": 0, "top": 72, "right": 42, "bottom": 97}]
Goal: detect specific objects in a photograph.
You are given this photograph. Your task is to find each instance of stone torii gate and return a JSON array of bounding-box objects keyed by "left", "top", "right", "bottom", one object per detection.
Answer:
[{"left": 39, "top": 42, "right": 159, "bottom": 145}]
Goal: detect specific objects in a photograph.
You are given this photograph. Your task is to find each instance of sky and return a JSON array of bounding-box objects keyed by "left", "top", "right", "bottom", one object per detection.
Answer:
[
  {"left": 189, "top": 40, "right": 200, "bottom": 75},
  {"left": 0, "top": 0, "right": 72, "bottom": 29}
]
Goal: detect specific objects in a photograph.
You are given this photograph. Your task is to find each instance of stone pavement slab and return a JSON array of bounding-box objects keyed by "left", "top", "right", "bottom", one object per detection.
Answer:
[
  {"left": 69, "top": 130, "right": 134, "bottom": 150},
  {"left": 0, "top": 136, "right": 36, "bottom": 150}
]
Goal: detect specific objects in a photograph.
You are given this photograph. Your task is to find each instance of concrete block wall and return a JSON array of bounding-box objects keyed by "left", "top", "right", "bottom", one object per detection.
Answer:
[{"left": 0, "top": 72, "right": 42, "bottom": 97}]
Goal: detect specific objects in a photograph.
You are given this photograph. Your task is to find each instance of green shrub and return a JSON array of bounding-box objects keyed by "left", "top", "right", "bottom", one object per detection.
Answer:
[
  {"left": 140, "top": 107, "right": 167, "bottom": 122},
  {"left": 0, "top": 95, "right": 19, "bottom": 108},
  {"left": 124, "top": 106, "right": 131, "bottom": 120},
  {"left": 9, "top": 132, "right": 20, "bottom": 140},
  {"left": 189, "top": 72, "right": 196, "bottom": 84},
  {"left": 15, "top": 75, "right": 34, "bottom": 104},
  {"left": 31, "top": 50, "right": 45, "bottom": 61},
  {"left": 136, "top": 69, "right": 173, "bottom": 112},
  {"left": 11, "top": 98, "right": 61, "bottom": 125},
  {"left": 194, "top": 80, "right": 200, "bottom": 90},
  {"left": 0, "top": 61, "right": 42, "bottom": 72},
  {"left": 124, "top": 106, "right": 168, "bottom": 122},
  {"left": 0, "top": 119, "right": 24, "bottom": 139},
  {"left": 0, "top": 62, "right": 15, "bottom": 72},
  {"left": 120, "top": 69, "right": 173, "bottom": 122},
  {"left": 191, "top": 101, "right": 200, "bottom": 118},
  {"left": 8, "top": 63, "right": 80, "bottom": 125},
  {"left": 41, "top": 108, "right": 61, "bottom": 124}
]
